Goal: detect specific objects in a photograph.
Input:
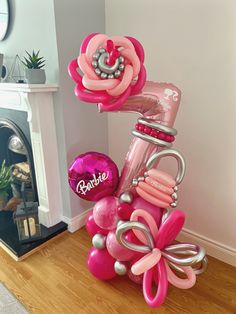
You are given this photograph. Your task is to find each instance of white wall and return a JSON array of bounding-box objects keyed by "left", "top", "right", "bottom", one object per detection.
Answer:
[
  {"left": 0, "top": 0, "right": 59, "bottom": 83},
  {"left": 53, "top": 0, "right": 107, "bottom": 219},
  {"left": 106, "top": 0, "right": 236, "bottom": 262}
]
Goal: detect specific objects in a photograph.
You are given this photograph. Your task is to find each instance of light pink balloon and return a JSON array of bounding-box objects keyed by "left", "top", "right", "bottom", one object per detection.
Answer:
[
  {"left": 85, "top": 212, "right": 109, "bottom": 237},
  {"left": 93, "top": 196, "right": 119, "bottom": 230},
  {"left": 106, "top": 230, "right": 134, "bottom": 261},
  {"left": 87, "top": 247, "right": 116, "bottom": 280}
]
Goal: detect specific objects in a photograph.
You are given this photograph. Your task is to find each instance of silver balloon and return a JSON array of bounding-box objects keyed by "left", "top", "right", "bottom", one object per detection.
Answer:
[
  {"left": 162, "top": 243, "right": 206, "bottom": 266},
  {"left": 132, "top": 130, "right": 172, "bottom": 148},
  {"left": 161, "top": 208, "right": 171, "bottom": 224},
  {"left": 117, "top": 220, "right": 126, "bottom": 228},
  {"left": 116, "top": 221, "right": 153, "bottom": 253},
  {"left": 92, "top": 233, "right": 106, "bottom": 249},
  {"left": 146, "top": 149, "right": 186, "bottom": 186},
  {"left": 119, "top": 191, "right": 133, "bottom": 204},
  {"left": 114, "top": 261, "right": 128, "bottom": 276}
]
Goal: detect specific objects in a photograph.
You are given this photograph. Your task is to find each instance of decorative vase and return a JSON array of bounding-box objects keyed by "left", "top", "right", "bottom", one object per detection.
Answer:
[{"left": 25, "top": 68, "right": 46, "bottom": 84}]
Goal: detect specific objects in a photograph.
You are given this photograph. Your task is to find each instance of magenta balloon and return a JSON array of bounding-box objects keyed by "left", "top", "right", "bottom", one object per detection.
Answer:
[
  {"left": 93, "top": 196, "right": 119, "bottom": 230},
  {"left": 87, "top": 247, "right": 116, "bottom": 280},
  {"left": 128, "top": 270, "right": 143, "bottom": 285},
  {"left": 85, "top": 212, "right": 109, "bottom": 237},
  {"left": 132, "top": 197, "right": 163, "bottom": 228},
  {"left": 68, "top": 152, "right": 119, "bottom": 202},
  {"left": 156, "top": 210, "right": 185, "bottom": 249},
  {"left": 106, "top": 230, "right": 134, "bottom": 261}
]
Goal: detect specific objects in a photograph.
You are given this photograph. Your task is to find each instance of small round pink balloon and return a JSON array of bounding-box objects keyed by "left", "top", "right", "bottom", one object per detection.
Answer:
[
  {"left": 68, "top": 152, "right": 119, "bottom": 201},
  {"left": 128, "top": 270, "right": 143, "bottom": 285},
  {"left": 87, "top": 247, "right": 116, "bottom": 280},
  {"left": 85, "top": 212, "right": 109, "bottom": 237},
  {"left": 93, "top": 196, "right": 119, "bottom": 230},
  {"left": 106, "top": 230, "right": 134, "bottom": 261}
]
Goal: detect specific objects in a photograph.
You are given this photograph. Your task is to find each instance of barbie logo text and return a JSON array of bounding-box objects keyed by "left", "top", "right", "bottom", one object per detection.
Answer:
[{"left": 76, "top": 172, "right": 109, "bottom": 195}]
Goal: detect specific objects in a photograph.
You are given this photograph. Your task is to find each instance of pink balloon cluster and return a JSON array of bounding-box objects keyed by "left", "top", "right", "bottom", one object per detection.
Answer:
[
  {"left": 68, "top": 33, "right": 146, "bottom": 111},
  {"left": 68, "top": 33, "right": 207, "bottom": 309}
]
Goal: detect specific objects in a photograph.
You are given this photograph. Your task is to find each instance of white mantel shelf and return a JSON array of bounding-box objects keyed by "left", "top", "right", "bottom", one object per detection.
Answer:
[{"left": 0, "top": 83, "right": 59, "bottom": 93}]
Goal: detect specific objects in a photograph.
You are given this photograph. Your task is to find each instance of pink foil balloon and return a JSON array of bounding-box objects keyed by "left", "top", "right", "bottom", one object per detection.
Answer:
[
  {"left": 93, "top": 196, "right": 119, "bottom": 230},
  {"left": 85, "top": 212, "right": 109, "bottom": 237},
  {"left": 99, "top": 81, "right": 181, "bottom": 196},
  {"left": 106, "top": 230, "right": 134, "bottom": 261},
  {"left": 87, "top": 247, "right": 116, "bottom": 280},
  {"left": 68, "top": 152, "right": 119, "bottom": 201}
]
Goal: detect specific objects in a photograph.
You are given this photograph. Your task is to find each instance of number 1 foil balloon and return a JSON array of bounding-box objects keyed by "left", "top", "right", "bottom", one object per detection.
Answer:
[{"left": 68, "top": 33, "right": 181, "bottom": 196}]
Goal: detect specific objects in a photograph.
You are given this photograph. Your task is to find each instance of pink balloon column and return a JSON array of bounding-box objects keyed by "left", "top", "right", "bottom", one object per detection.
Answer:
[{"left": 68, "top": 33, "right": 207, "bottom": 308}]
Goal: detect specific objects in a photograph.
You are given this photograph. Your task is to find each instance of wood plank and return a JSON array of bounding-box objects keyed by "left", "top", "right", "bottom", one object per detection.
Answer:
[
  {"left": 0, "top": 228, "right": 235, "bottom": 313},
  {"left": 0, "top": 230, "right": 67, "bottom": 261}
]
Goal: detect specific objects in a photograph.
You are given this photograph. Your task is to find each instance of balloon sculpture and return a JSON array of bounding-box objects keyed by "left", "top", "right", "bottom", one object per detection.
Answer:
[{"left": 68, "top": 33, "right": 207, "bottom": 308}]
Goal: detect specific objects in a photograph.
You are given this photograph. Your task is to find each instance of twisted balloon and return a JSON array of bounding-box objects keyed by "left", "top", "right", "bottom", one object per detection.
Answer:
[{"left": 68, "top": 33, "right": 146, "bottom": 111}]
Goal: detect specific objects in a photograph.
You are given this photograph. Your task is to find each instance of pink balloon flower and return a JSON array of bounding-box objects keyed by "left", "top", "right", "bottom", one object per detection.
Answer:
[
  {"left": 116, "top": 209, "right": 206, "bottom": 308},
  {"left": 68, "top": 33, "right": 146, "bottom": 111}
]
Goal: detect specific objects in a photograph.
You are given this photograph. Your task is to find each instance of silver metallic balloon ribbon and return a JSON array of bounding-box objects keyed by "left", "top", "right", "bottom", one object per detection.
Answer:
[
  {"left": 116, "top": 220, "right": 207, "bottom": 275},
  {"left": 132, "top": 148, "right": 186, "bottom": 209},
  {"left": 132, "top": 117, "right": 177, "bottom": 147}
]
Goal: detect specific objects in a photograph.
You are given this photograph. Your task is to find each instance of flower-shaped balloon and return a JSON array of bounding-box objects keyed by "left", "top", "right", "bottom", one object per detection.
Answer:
[
  {"left": 68, "top": 33, "right": 146, "bottom": 111},
  {"left": 116, "top": 209, "right": 207, "bottom": 308}
]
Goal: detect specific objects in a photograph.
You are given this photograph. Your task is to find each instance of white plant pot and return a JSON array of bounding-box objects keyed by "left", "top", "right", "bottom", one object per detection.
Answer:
[{"left": 25, "top": 68, "right": 46, "bottom": 84}]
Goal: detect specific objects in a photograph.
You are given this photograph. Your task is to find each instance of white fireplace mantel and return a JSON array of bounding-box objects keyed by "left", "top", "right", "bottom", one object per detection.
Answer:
[{"left": 0, "top": 83, "right": 63, "bottom": 228}]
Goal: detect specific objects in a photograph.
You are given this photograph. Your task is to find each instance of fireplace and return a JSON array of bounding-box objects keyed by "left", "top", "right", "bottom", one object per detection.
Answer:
[
  {"left": 0, "top": 109, "right": 38, "bottom": 209},
  {"left": 0, "top": 83, "right": 67, "bottom": 260}
]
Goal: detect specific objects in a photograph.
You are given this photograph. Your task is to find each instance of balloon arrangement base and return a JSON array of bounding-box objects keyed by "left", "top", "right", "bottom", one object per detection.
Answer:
[{"left": 68, "top": 33, "right": 207, "bottom": 308}]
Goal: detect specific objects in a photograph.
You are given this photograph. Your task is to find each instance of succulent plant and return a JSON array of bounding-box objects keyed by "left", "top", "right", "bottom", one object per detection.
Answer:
[
  {"left": 0, "top": 160, "right": 12, "bottom": 198},
  {"left": 22, "top": 50, "right": 45, "bottom": 69}
]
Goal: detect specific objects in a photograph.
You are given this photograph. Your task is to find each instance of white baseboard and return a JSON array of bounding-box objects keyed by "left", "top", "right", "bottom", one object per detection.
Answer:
[
  {"left": 61, "top": 208, "right": 92, "bottom": 233},
  {"left": 177, "top": 228, "right": 236, "bottom": 267}
]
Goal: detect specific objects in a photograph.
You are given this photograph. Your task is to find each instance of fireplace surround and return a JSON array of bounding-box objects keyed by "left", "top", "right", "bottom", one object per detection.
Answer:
[{"left": 0, "top": 83, "right": 63, "bottom": 228}]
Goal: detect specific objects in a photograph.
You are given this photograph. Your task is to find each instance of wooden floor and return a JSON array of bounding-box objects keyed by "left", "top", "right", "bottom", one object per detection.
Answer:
[{"left": 0, "top": 228, "right": 235, "bottom": 314}]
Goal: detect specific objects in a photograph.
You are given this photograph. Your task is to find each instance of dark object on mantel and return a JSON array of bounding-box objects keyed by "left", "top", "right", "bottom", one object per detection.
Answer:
[{"left": 0, "top": 210, "right": 67, "bottom": 259}]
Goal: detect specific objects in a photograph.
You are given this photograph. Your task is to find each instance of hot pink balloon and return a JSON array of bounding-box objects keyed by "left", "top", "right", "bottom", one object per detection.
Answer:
[
  {"left": 85, "top": 212, "right": 109, "bottom": 237},
  {"left": 68, "top": 152, "right": 119, "bottom": 201},
  {"left": 106, "top": 230, "right": 134, "bottom": 261},
  {"left": 93, "top": 196, "right": 119, "bottom": 230},
  {"left": 132, "top": 197, "right": 163, "bottom": 228},
  {"left": 127, "top": 270, "right": 143, "bottom": 285},
  {"left": 87, "top": 247, "right": 116, "bottom": 280}
]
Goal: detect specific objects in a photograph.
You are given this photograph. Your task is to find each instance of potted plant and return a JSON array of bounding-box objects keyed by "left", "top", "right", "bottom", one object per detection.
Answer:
[
  {"left": 0, "top": 160, "right": 12, "bottom": 210},
  {"left": 22, "top": 50, "right": 46, "bottom": 84}
]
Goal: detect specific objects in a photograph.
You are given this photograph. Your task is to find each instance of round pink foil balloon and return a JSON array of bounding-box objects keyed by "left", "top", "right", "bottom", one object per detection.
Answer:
[
  {"left": 93, "top": 196, "right": 119, "bottom": 230},
  {"left": 87, "top": 247, "right": 116, "bottom": 280},
  {"left": 106, "top": 230, "right": 134, "bottom": 261},
  {"left": 85, "top": 212, "right": 109, "bottom": 237},
  {"left": 68, "top": 152, "right": 119, "bottom": 201}
]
